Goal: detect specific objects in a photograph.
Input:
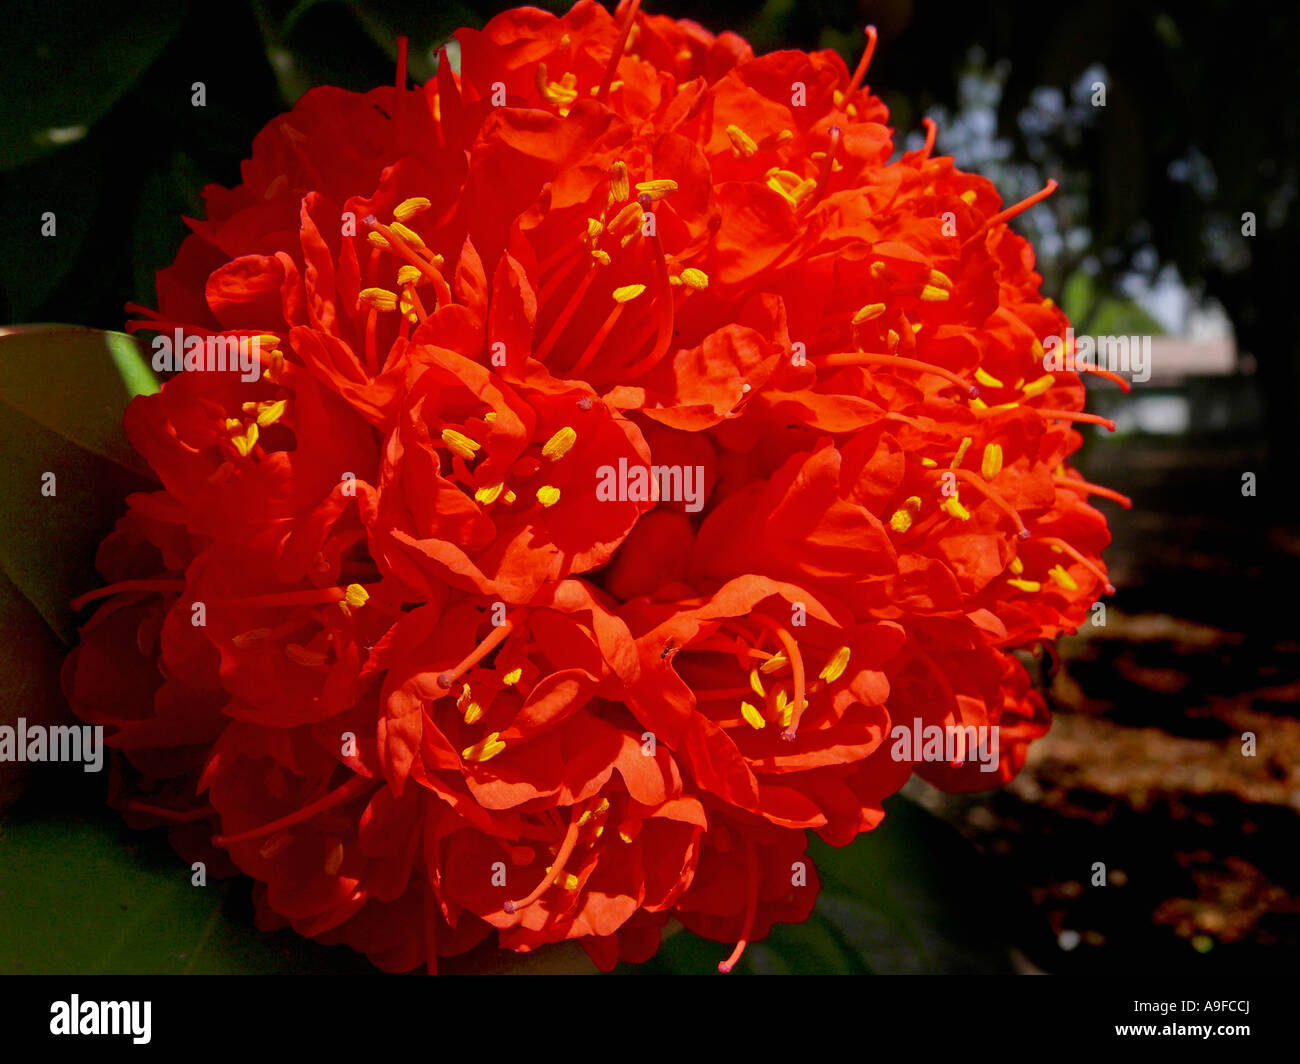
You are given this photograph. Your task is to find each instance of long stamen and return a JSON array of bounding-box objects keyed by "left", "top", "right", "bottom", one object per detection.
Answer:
[
  {"left": 535, "top": 267, "right": 598, "bottom": 361},
  {"left": 597, "top": 0, "right": 641, "bottom": 102},
  {"left": 1053, "top": 476, "right": 1133, "bottom": 509},
  {"left": 817, "top": 351, "right": 979, "bottom": 398},
  {"left": 920, "top": 116, "right": 937, "bottom": 158},
  {"left": 212, "top": 774, "right": 374, "bottom": 846},
  {"left": 1063, "top": 361, "right": 1132, "bottom": 392},
  {"left": 963, "top": 179, "right": 1058, "bottom": 247},
  {"left": 843, "top": 25, "right": 879, "bottom": 102},
  {"left": 504, "top": 807, "right": 584, "bottom": 913},
  {"left": 1030, "top": 408, "right": 1116, "bottom": 431},
  {"left": 812, "top": 126, "right": 842, "bottom": 203},
  {"left": 437, "top": 615, "right": 519, "bottom": 688},
  {"left": 620, "top": 199, "right": 676, "bottom": 378},
  {"left": 945, "top": 468, "right": 1030, "bottom": 538},
  {"left": 717, "top": 841, "right": 759, "bottom": 973},
  {"left": 1038, "top": 536, "right": 1115, "bottom": 594},
  {"left": 70, "top": 579, "right": 187, "bottom": 610},
  {"left": 770, "top": 627, "right": 806, "bottom": 742}
]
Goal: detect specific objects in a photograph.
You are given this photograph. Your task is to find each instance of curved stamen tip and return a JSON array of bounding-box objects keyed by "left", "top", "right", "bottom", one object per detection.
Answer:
[
  {"left": 437, "top": 671, "right": 455, "bottom": 688},
  {"left": 1018, "top": 528, "right": 1032, "bottom": 540},
  {"left": 717, "top": 961, "right": 736, "bottom": 974},
  {"left": 503, "top": 900, "right": 518, "bottom": 914},
  {"left": 968, "top": 385, "right": 980, "bottom": 399},
  {"left": 637, "top": 192, "right": 653, "bottom": 208},
  {"left": 781, "top": 727, "right": 798, "bottom": 743},
  {"left": 1103, "top": 583, "right": 1116, "bottom": 595}
]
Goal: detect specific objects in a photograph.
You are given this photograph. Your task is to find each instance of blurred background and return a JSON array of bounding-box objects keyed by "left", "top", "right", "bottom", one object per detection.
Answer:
[{"left": 1, "top": 0, "right": 1297, "bottom": 973}]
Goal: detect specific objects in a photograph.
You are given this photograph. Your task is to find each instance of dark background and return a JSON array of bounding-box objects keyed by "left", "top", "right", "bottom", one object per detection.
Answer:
[{"left": 1, "top": 0, "right": 1297, "bottom": 974}]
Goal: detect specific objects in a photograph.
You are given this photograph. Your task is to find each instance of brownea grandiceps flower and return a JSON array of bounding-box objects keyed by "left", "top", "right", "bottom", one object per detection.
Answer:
[{"left": 64, "top": 0, "right": 1128, "bottom": 972}]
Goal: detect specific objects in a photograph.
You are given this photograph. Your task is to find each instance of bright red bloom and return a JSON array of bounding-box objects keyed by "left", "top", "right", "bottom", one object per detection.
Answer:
[{"left": 67, "top": 1, "right": 1124, "bottom": 972}]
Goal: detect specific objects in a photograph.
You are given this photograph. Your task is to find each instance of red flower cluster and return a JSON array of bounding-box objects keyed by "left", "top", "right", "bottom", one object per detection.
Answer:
[{"left": 64, "top": 1, "right": 1127, "bottom": 972}]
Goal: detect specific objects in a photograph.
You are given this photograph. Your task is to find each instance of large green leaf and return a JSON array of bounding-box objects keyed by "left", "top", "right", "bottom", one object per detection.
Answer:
[
  {"left": 0, "top": 799, "right": 373, "bottom": 974},
  {"left": 0, "top": 325, "right": 158, "bottom": 645},
  {"left": 624, "top": 795, "right": 1018, "bottom": 975}
]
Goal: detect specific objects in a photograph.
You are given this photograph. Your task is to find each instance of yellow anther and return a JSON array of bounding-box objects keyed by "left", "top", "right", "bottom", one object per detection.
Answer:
[
  {"left": 941, "top": 497, "right": 971, "bottom": 521},
  {"left": 1021, "top": 374, "right": 1056, "bottom": 398},
  {"left": 610, "top": 160, "right": 629, "bottom": 203},
  {"left": 441, "top": 428, "right": 480, "bottom": 461},
  {"left": 462, "top": 732, "right": 505, "bottom": 763},
  {"left": 726, "top": 123, "right": 758, "bottom": 157},
  {"left": 591, "top": 249, "right": 612, "bottom": 266},
  {"left": 960, "top": 189, "right": 978, "bottom": 205},
  {"left": 462, "top": 700, "right": 484, "bottom": 725},
  {"left": 285, "top": 644, "right": 328, "bottom": 667},
  {"left": 502, "top": 667, "right": 522, "bottom": 686},
  {"left": 776, "top": 689, "right": 793, "bottom": 728},
  {"left": 853, "top": 302, "right": 886, "bottom": 324},
  {"left": 396, "top": 265, "right": 423, "bottom": 286},
  {"left": 503, "top": 489, "right": 517, "bottom": 504},
  {"left": 541, "top": 426, "right": 577, "bottom": 461},
  {"left": 740, "top": 701, "right": 766, "bottom": 730},
  {"left": 775, "top": 129, "right": 795, "bottom": 144},
  {"left": 1009, "top": 556, "right": 1025, "bottom": 575},
  {"left": 323, "top": 839, "right": 344, "bottom": 876},
  {"left": 929, "top": 269, "right": 953, "bottom": 288},
  {"left": 367, "top": 232, "right": 390, "bottom": 249},
  {"left": 612, "top": 283, "right": 646, "bottom": 303},
  {"left": 819, "top": 646, "right": 851, "bottom": 683},
  {"left": 608, "top": 201, "right": 643, "bottom": 234},
  {"left": 870, "top": 261, "right": 888, "bottom": 278},
  {"left": 360, "top": 287, "right": 398, "bottom": 311},
  {"left": 474, "top": 482, "right": 504, "bottom": 505},
  {"left": 587, "top": 217, "right": 603, "bottom": 240},
  {"left": 484, "top": 411, "right": 498, "bottom": 424},
  {"left": 230, "top": 422, "right": 259, "bottom": 457},
  {"left": 560, "top": 873, "right": 580, "bottom": 890},
  {"left": 394, "top": 197, "right": 431, "bottom": 221},
  {"left": 748, "top": 668, "right": 766, "bottom": 699},
  {"left": 679, "top": 267, "right": 709, "bottom": 290},
  {"left": 921, "top": 457, "right": 939, "bottom": 468},
  {"left": 389, "top": 221, "right": 425, "bottom": 248},
  {"left": 887, "top": 329, "right": 900, "bottom": 349},
  {"left": 889, "top": 508, "right": 913, "bottom": 533},
  {"left": 974, "top": 367, "right": 1004, "bottom": 389},
  {"left": 1048, "top": 564, "right": 1079, "bottom": 592},
  {"left": 258, "top": 831, "right": 294, "bottom": 859},
  {"left": 951, "top": 436, "right": 973, "bottom": 469},
  {"left": 920, "top": 284, "right": 950, "bottom": 302},
  {"left": 981, "top": 443, "right": 1004, "bottom": 480},
  {"left": 833, "top": 89, "right": 845, "bottom": 109},
  {"left": 536, "top": 485, "right": 561, "bottom": 508},
  {"left": 759, "top": 652, "right": 788, "bottom": 674},
  {"left": 1007, "top": 577, "right": 1041, "bottom": 593},
  {"left": 905, "top": 495, "right": 922, "bottom": 511},
  {"left": 343, "top": 583, "right": 369, "bottom": 609},
  {"left": 255, "top": 399, "right": 287, "bottom": 427},
  {"left": 232, "top": 628, "right": 271, "bottom": 648},
  {"left": 971, "top": 397, "right": 990, "bottom": 413},
  {"left": 635, "top": 179, "right": 678, "bottom": 200}
]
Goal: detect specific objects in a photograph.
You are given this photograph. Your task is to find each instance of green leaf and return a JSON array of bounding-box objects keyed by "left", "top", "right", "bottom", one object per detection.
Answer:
[
  {"left": 0, "top": 325, "right": 158, "bottom": 644},
  {"left": 0, "top": 0, "right": 189, "bottom": 172},
  {"left": 625, "top": 795, "right": 1017, "bottom": 974},
  {"left": 0, "top": 802, "right": 373, "bottom": 974}
]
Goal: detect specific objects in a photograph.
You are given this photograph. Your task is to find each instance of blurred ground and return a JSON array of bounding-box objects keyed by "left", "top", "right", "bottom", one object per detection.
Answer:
[{"left": 910, "top": 391, "right": 1300, "bottom": 973}]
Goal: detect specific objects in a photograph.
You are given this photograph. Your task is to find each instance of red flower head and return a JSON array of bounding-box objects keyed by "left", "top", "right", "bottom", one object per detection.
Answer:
[{"left": 67, "top": 1, "right": 1125, "bottom": 972}]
